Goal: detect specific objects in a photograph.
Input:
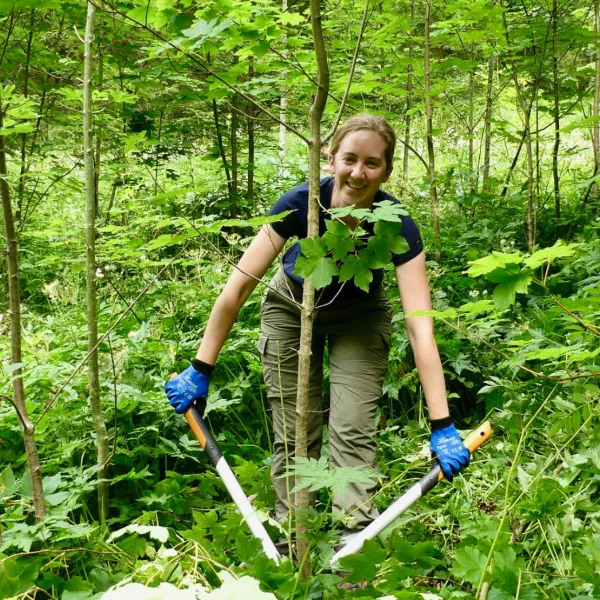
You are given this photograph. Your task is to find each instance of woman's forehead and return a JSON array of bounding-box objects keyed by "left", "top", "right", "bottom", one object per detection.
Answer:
[{"left": 337, "top": 130, "right": 386, "bottom": 156}]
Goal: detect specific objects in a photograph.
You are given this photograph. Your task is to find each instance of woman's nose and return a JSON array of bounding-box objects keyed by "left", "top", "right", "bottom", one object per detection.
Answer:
[{"left": 351, "top": 163, "right": 365, "bottom": 178}]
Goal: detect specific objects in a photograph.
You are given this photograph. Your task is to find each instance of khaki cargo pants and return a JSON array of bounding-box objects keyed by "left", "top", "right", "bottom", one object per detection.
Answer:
[{"left": 259, "top": 267, "right": 392, "bottom": 528}]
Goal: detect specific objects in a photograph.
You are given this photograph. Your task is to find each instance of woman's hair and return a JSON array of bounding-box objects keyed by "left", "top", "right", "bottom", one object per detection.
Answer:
[{"left": 329, "top": 114, "right": 396, "bottom": 170}]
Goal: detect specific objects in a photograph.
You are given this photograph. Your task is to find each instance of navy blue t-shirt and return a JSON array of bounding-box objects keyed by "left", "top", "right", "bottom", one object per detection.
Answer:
[{"left": 269, "top": 177, "right": 423, "bottom": 300}]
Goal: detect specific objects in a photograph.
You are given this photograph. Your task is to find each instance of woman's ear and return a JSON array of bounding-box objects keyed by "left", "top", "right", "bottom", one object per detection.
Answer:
[{"left": 384, "top": 164, "right": 393, "bottom": 182}]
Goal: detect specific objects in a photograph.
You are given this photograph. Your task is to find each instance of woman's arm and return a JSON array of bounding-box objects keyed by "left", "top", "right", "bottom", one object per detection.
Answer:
[
  {"left": 394, "top": 253, "right": 449, "bottom": 420},
  {"left": 196, "top": 225, "right": 287, "bottom": 365}
]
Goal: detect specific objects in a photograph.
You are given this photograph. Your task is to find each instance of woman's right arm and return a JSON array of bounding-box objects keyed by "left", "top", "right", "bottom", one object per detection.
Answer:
[{"left": 195, "top": 224, "right": 287, "bottom": 365}]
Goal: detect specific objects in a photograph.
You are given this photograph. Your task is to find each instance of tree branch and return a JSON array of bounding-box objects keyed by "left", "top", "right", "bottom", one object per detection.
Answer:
[{"left": 322, "top": 0, "right": 370, "bottom": 144}]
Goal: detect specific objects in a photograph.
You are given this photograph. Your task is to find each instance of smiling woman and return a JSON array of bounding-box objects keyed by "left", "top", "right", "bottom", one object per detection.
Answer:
[{"left": 165, "top": 113, "right": 471, "bottom": 545}]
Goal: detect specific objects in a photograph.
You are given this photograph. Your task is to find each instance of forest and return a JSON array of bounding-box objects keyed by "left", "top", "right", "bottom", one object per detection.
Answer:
[{"left": 0, "top": 0, "right": 599, "bottom": 596}]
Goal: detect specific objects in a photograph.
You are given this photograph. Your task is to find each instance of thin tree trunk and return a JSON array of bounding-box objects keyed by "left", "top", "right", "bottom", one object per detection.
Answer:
[
  {"left": 95, "top": 46, "right": 103, "bottom": 213},
  {"left": 552, "top": 0, "right": 561, "bottom": 219},
  {"left": 523, "top": 101, "right": 535, "bottom": 248},
  {"left": 500, "top": 130, "right": 525, "bottom": 198},
  {"left": 17, "top": 9, "right": 35, "bottom": 223},
  {"left": 83, "top": 1, "right": 110, "bottom": 526},
  {"left": 247, "top": 63, "right": 255, "bottom": 205},
  {"left": 468, "top": 68, "right": 475, "bottom": 192},
  {"left": 155, "top": 107, "right": 163, "bottom": 196},
  {"left": 483, "top": 56, "right": 494, "bottom": 191},
  {"left": 424, "top": 0, "right": 440, "bottom": 260},
  {"left": 295, "top": 0, "right": 329, "bottom": 577},
  {"left": 403, "top": 0, "right": 415, "bottom": 175},
  {"left": 230, "top": 95, "right": 238, "bottom": 214},
  {"left": 212, "top": 99, "right": 232, "bottom": 197},
  {"left": 279, "top": 0, "right": 288, "bottom": 156},
  {"left": 0, "top": 97, "right": 46, "bottom": 522},
  {"left": 593, "top": 0, "right": 600, "bottom": 203}
]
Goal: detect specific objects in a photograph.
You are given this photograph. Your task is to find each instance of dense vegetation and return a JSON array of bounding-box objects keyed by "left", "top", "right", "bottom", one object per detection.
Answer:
[{"left": 0, "top": 0, "right": 599, "bottom": 597}]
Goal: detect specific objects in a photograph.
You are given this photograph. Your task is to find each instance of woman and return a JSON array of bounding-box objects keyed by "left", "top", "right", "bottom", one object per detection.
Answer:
[{"left": 165, "top": 114, "right": 469, "bottom": 534}]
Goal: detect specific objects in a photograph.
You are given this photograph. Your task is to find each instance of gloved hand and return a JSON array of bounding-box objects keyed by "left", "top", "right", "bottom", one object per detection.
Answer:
[
  {"left": 430, "top": 419, "right": 470, "bottom": 482},
  {"left": 165, "top": 360, "right": 214, "bottom": 414}
]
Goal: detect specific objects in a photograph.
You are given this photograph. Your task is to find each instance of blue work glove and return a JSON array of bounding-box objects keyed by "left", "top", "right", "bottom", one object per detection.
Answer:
[
  {"left": 165, "top": 359, "right": 214, "bottom": 414},
  {"left": 430, "top": 418, "right": 470, "bottom": 482}
]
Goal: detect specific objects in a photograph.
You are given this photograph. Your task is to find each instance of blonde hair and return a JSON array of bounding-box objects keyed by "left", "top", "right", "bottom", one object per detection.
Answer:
[{"left": 329, "top": 114, "right": 396, "bottom": 170}]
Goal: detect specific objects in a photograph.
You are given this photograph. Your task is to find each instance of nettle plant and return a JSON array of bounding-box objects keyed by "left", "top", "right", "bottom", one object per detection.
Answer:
[{"left": 294, "top": 201, "right": 410, "bottom": 292}]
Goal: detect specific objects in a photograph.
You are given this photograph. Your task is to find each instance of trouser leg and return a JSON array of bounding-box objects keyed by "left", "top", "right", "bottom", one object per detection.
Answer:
[
  {"left": 326, "top": 298, "right": 392, "bottom": 529},
  {"left": 259, "top": 271, "right": 325, "bottom": 523}
]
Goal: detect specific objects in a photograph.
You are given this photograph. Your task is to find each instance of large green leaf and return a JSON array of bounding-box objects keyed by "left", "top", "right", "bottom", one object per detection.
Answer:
[
  {"left": 339, "top": 254, "right": 373, "bottom": 292},
  {"left": 523, "top": 240, "right": 579, "bottom": 269},
  {"left": 451, "top": 545, "right": 489, "bottom": 585},
  {"left": 0, "top": 555, "right": 41, "bottom": 599},
  {"left": 339, "top": 539, "right": 387, "bottom": 583},
  {"left": 467, "top": 252, "right": 523, "bottom": 277},
  {"left": 492, "top": 271, "right": 532, "bottom": 310}
]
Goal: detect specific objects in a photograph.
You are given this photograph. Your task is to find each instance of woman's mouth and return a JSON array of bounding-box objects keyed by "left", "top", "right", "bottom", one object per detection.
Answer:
[{"left": 346, "top": 181, "right": 366, "bottom": 191}]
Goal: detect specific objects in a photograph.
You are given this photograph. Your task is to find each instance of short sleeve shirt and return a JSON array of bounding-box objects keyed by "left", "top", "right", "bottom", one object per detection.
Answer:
[{"left": 269, "top": 177, "right": 424, "bottom": 300}]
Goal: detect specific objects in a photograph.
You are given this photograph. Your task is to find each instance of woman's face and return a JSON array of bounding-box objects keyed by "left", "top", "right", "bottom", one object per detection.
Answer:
[{"left": 328, "top": 129, "right": 392, "bottom": 209}]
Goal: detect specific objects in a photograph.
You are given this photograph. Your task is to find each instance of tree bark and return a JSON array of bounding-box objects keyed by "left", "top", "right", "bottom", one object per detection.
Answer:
[
  {"left": 83, "top": 0, "right": 110, "bottom": 526},
  {"left": 482, "top": 56, "right": 494, "bottom": 191},
  {"left": 424, "top": 0, "right": 441, "bottom": 260},
  {"left": 403, "top": 0, "right": 415, "bottom": 175},
  {"left": 0, "top": 97, "right": 46, "bottom": 522},
  {"left": 294, "top": 0, "right": 329, "bottom": 577},
  {"left": 552, "top": 0, "right": 561, "bottom": 219}
]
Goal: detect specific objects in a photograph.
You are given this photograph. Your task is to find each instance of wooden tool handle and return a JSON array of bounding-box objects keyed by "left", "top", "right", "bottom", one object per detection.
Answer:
[{"left": 463, "top": 421, "right": 492, "bottom": 453}]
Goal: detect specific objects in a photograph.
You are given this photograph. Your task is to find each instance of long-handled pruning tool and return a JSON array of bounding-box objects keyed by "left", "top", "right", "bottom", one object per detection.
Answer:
[
  {"left": 184, "top": 409, "right": 491, "bottom": 568},
  {"left": 184, "top": 404, "right": 282, "bottom": 564},
  {"left": 330, "top": 420, "right": 492, "bottom": 566}
]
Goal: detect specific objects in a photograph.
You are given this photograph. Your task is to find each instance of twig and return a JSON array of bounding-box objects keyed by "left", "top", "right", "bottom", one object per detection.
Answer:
[
  {"left": 0, "top": 393, "right": 27, "bottom": 429},
  {"left": 536, "top": 280, "right": 600, "bottom": 336}
]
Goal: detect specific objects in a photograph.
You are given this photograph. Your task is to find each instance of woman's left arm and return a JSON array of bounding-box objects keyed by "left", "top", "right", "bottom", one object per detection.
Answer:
[
  {"left": 394, "top": 253, "right": 449, "bottom": 419},
  {"left": 394, "top": 253, "right": 470, "bottom": 480}
]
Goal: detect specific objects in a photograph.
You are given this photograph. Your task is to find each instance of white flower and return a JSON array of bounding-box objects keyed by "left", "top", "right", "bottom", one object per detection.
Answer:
[
  {"left": 469, "top": 289, "right": 480, "bottom": 298},
  {"left": 96, "top": 268, "right": 104, "bottom": 278}
]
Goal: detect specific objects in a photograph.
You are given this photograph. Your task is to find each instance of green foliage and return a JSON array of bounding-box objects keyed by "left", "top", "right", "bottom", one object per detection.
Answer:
[
  {"left": 295, "top": 202, "right": 410, "bottom": 291},
  {"left": 281, "top": 456, "right": 378, "bottom": 498}
]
